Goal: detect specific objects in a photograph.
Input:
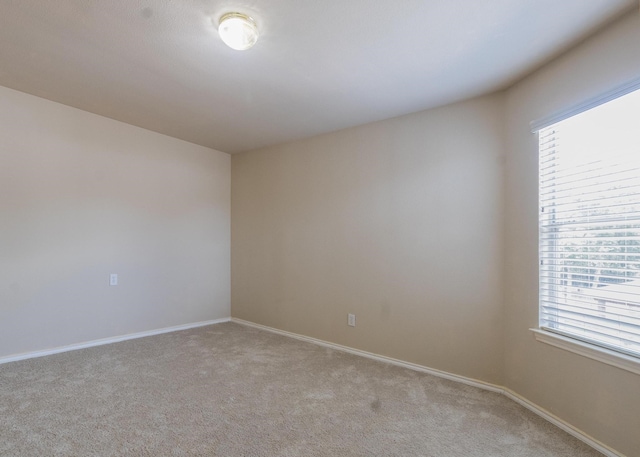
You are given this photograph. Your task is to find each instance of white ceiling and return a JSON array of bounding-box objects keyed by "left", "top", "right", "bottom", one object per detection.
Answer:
[{"left": 0, "top": 0, "right": 636, "bottom": 153}]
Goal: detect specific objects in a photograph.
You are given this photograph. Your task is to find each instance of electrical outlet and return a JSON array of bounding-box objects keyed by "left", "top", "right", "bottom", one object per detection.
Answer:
[
  {"left": 110, "top": 273, "right": 118, "bottom": 286},
  {"left": 348, "top": 313, "right": 356, "bottom": 327}
]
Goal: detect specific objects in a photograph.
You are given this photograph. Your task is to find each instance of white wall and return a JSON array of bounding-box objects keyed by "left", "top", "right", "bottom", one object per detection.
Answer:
[
  {"left": 504, "top": 10, "right": 640, "bottom": 456},
  {"left": 0, "top": 86, "right": 230, "bottom": 358},
  {"left": 232, "top": 94, "right": 506, "bottom": 385}
]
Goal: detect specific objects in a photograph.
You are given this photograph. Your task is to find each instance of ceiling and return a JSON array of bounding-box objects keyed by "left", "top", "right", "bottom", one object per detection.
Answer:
[{"left": 0, "top": 1, "right": 636, "bottom": 154}]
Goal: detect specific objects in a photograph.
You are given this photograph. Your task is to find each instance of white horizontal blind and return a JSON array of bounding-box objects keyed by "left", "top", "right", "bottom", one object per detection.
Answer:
[{"left": 539, "top": 88, "right": 640, "bottom": 358}]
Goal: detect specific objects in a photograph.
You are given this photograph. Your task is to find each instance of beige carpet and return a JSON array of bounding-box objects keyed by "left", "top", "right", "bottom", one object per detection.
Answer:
[{"left": 0, "top": 322, "right": 602, "bottom": 456}]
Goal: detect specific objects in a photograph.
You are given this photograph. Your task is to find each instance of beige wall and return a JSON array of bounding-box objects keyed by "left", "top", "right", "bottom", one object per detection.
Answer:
[
  {"left": 504, "top": 10, "right": 640, "bottom": 456},
  {"left": 232, "top": 94, "right": 506, "bottom": 385},
  {"left": 0, "top": 86, "right": 230, "bottom": 359},
  {"left": 233, "top": 9, "right": 640, "bottom": 454}
]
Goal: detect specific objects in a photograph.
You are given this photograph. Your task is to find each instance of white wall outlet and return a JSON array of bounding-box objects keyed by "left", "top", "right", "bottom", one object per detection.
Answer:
[
  {"left": 109, "top": 273, "right": 118, "bottom": 286},
  {"left": 348, "top": 313, "right": 356, "bottom": 327}
]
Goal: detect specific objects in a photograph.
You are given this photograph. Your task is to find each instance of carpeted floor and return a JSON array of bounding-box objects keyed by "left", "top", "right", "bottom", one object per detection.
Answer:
[{"left": 0, "top": 322, "right": 602, "bottom": 456}]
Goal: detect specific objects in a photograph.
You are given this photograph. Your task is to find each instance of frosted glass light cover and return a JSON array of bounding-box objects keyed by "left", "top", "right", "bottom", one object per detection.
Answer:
[{"left": 218, "top": 13, "right": 258, "bottom": 51}]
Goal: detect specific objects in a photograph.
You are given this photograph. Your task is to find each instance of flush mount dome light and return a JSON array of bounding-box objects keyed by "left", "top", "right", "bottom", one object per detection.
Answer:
[{"left": 218, "top": 12, "right": 259, "bottom": 51}]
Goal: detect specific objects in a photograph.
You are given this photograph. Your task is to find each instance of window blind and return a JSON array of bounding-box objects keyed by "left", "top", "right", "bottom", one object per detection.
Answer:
[{"left": 539, "top": 89, "right": 640, "bottom": 358}]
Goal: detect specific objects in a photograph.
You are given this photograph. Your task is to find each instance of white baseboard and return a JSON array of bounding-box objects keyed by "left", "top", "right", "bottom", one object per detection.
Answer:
[
  {"left": 231, "top": 317, "right": 502, "bottom": 392},
  {"left": 0, "top": 317, "right": 231, "bottom": 365},
  {"left": 231, "top": 317, "right": 624, "bottom": 457},
  {"left": 502, "top": 389, "right": 622, "bottom": 457}
]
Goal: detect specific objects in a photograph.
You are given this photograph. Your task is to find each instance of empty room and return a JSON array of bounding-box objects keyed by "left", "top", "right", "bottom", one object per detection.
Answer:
[{"left": 1, "top": 1, "right": 639, "bottom": 456}]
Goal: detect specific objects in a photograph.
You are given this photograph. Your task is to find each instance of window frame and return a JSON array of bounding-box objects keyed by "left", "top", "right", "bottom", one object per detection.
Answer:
[{"left": 530, "top": 77, "right": 640, "bottom": 376}]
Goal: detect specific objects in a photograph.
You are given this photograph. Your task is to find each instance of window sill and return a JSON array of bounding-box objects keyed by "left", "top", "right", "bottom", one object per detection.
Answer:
[{"left": 530, "top": 329, "right": 640, "bottom": 376}]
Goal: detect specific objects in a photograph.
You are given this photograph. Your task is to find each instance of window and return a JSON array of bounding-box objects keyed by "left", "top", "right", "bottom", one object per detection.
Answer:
[{"left": 538, "top": 87, "right": 640, "bottom": 360}]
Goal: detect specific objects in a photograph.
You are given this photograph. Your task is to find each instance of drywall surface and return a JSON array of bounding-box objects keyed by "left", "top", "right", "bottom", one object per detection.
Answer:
[
  {"left": 504, "top": 10, "right": 640, "bottom": 456},
  {"left": 232, "top": 94, "right": 505, "bottom": 385},
  {"left": 0, "top": 86, "right": 230, "bottom": 358}
]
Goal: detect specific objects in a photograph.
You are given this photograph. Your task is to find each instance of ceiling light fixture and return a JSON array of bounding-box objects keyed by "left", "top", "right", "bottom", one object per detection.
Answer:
[{"left": 218, "top": 12, "right": 259, "bottom": 51}]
